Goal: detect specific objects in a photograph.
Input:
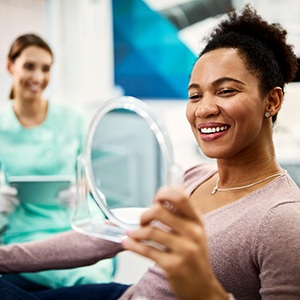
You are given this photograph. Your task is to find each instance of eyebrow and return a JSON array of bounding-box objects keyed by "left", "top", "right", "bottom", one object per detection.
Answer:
[{"left": 188, "top": 77, "right": 246, "bottom": 91}]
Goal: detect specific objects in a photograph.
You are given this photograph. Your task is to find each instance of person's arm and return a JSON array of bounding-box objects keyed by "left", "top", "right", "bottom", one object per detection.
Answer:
[{"left": 0, "top": 230, "right": 123, "bottom": 273}]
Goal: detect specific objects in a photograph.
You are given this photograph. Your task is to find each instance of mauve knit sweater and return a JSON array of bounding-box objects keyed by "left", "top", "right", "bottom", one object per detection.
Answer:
[{"left": 1, "top": 164, "right": 300, "bottom": 300}]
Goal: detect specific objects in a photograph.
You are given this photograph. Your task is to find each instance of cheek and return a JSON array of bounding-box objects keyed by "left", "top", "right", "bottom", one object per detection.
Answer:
[
  {"left": 12, "top": 73, "right": 24, "bottom": 85},
  {"left": 229, "top": 101, "right": 263, "bottom": 136},
  {"left": 231, "top": 106, "right": 248, "bottom": 121},
  {"left": 185, "top": 103, "right": 195, "bottom": 125},
  {"left": 44, "top": 73, "right": 51, "bottom": 83},
  {"left": 44, "top": 76, "right": 50, "bottom": 83},
  {"left": 14, "top": 69, "right": 29, "bottom": 82},
  {"left": 225, "top": 100, "right": 255, "bottom": 121}
]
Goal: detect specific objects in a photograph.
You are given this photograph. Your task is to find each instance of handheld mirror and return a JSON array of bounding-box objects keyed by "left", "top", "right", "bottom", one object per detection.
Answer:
[{"left": 71, "top": 96, "right": 177, "bottom": 243}]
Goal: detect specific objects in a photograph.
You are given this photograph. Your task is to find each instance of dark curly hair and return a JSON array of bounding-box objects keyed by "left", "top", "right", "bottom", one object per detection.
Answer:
[{"left": 200, "top": 5, "right": 298, "bottom": 122}]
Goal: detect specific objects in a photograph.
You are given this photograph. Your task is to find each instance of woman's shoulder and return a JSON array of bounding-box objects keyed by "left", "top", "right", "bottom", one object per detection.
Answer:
[
  {"left": 182, "top": 163, "right": 218, "bottom": 195},
  {"left": 253, "top": 199, "right": 300, "bottom": 271},
  {"left": 0, "top": 103, "right": 16, "bottom": 130},
  {"left": 0, "top": 102, "right": 13, "bottom": 118},
  {"left": 261, "top": 173, "right": 300, "bottom": 204}
]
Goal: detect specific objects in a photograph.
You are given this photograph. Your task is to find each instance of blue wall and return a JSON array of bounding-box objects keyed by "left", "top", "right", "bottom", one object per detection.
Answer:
[{"left": 112, "top": 0, "right": 197, "bottom": 99}]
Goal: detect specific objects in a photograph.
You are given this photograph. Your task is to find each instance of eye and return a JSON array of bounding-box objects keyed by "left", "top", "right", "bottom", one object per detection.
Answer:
[
  {"left": 188, "top": 93, "right": 202, "bottom": 102},
  {"left": 42, "top": 65, "right": 51, "bottom": 73},
  {"left": 218, "top": 88, "right": 237, "bottom": 96},
  {"left": 23, "top": 63, "right": 35, "bottom": 71}
]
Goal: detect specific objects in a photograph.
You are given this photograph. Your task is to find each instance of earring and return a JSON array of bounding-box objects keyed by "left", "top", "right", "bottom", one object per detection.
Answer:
[{"left": 265, "top": 111, "right": 270, "bottom": 118}]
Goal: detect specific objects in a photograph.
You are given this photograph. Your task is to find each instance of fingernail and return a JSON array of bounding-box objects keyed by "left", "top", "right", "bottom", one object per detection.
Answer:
[
  {"left": 125, "top": 230, "right": 133, "bottom": 236},
  {"left": 121, "top": 235, "right": 128, "bottom": 244}
]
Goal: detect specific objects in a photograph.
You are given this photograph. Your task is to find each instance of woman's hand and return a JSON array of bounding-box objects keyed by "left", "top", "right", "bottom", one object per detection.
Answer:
[
  {"left": 122, "top": 186, "right": 228, "bottom": 300},
  {"left": 0, "top": 185, "right": 19, "bottom": 215},
  {"left": 56, "top": 185, "right": 76, "bottom": 208}
]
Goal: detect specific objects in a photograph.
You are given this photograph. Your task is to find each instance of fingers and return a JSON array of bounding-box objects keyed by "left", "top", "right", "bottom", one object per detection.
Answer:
[
  {"left": 9, "top": 196, "right": 20, "bottom": 207},
  {"left": 122, "top": 228, "right": 173, "bottom": 262},
  {"left": 57, "top": 186, "right": 75, "bottom": 199},
  {"left": 154, "top": 186, "right": 202, "bottom": 220},
  {"left": 56, "top": 185, "right": 76, "bottom": 208},
  {"left": 141, "top": 186, "right": 204, "bottom": 231},
  {"left": 127, "top": 211, "right": 205, "bottom": 252},
  {"left": 0, "top": 185, "right": 18, "bottom": 196},
  {"left": 123, "top": 186, "right": 206, "bottom": 259},
  {"left": 0, "top": 187, "right": 20, "bottom": 214},
  {"left": 140, "top": 205, "right": 196, "bottom": 238}
]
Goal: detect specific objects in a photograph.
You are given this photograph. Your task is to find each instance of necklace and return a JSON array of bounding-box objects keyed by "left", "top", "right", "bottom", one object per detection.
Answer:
[{"left": 211, "top": 170, "right": 286, "bottom": 195}]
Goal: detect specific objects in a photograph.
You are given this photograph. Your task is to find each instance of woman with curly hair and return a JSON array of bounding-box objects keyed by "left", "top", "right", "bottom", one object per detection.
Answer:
[{"left": 123, "top": 4, "right": 300, "bottom": 299}]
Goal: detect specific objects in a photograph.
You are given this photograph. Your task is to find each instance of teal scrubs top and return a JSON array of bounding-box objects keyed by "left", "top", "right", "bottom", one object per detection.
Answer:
[{"left": 0, "top": 101, "right": 115, "bottom": 287}]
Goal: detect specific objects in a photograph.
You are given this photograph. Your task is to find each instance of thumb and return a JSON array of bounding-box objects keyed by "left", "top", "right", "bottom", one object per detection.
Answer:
[{"left": 0, "top": 185, "right": 18, "bottom": 196}]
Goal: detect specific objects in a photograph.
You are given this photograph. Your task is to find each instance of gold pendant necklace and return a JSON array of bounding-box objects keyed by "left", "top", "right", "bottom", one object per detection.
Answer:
[{"left": 211, "top": 170, "right": 286, "bottom": 195}]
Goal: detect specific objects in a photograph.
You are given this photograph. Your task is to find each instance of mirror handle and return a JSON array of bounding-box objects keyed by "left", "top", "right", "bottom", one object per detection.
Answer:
[{"left": 168, "top": 164, "right": 184, "bottom": 187}]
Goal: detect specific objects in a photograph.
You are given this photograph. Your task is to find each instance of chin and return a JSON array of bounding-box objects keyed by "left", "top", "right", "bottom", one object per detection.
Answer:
[{"left": 199, "top": 144, "right": 218, "bottom": 157}]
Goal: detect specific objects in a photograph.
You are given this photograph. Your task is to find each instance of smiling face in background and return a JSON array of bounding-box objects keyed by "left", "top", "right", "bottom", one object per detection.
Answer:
[
  {"left": 7, "top": 45, "right": 53, "bottom": 102},
  {"left": 186, "top": 47, "right": 271, "bottom": 161}
]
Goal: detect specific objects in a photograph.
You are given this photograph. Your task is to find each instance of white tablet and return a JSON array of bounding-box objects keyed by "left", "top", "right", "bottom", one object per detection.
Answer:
[{"left": 8, "top": 175, "right": 73, "bottom": 205}]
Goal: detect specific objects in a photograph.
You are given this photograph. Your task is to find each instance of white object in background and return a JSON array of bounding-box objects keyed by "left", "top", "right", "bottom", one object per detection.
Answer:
[
  {"left": 46, "top": 0, "right": 118, "bottom": 106},
  {"left": 114, "top": 251, "right": 154, "bottom": 284}
]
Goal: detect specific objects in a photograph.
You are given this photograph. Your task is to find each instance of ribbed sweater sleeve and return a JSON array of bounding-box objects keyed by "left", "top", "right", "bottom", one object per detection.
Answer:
[{"left": 0, "top": 230, "right": 123, "bottom": 273}]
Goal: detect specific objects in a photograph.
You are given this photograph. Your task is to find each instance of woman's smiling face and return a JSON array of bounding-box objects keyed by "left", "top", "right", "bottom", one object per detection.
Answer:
[
  {"left": 7, "top": 45, "right": 52, "bottom": 101},
  {"left": 186, "top": 47, "right": 268, "bottom": 160}
]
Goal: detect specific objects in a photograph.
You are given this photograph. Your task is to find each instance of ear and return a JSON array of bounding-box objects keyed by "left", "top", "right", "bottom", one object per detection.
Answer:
[
  {"left": 6, "top": 59, "right": 13, "bottom": 74},
  {"left": 265, "top": 87, "right": 283, "bottom": 117}
]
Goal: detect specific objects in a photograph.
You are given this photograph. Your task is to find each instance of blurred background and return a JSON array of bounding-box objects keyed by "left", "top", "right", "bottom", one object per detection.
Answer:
[{"left": 1, "top": 0, "right": 300, "bottom": 283}]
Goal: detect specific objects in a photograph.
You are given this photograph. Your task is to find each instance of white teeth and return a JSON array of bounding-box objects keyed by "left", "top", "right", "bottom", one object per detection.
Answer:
[
  {"left": 27, "top": 83, "right": 41, "bottom": 92},
  {"left": 200, "top": 126, "right": 228, "bottom": 134}
]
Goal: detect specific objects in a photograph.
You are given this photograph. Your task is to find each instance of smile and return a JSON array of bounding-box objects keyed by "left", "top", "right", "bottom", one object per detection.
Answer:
[
  {"left": 200, "top": 126, "right": 229, "bottom": 134},
  {"left": 26, "top": 82, "right": 43, "bottom": 93}
]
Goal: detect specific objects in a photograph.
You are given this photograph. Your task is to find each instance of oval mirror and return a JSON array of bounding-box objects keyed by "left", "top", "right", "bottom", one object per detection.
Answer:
[{"left": 71, "top": 96, "right": 175, "bottom": 243}]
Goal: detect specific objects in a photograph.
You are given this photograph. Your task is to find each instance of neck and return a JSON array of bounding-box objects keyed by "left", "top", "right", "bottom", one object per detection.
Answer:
[
  {"left": 211, "top": 169, "right": 285, "bottom": 195},
  {"left": 216, "top": 150, "right": 281, "bottom": 188},
  {"left": 13, "top": 99, "right": 48, "bottom": 127}
]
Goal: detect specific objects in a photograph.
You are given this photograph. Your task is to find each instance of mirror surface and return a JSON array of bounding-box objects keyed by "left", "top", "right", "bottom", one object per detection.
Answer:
[
  {"left": 71, "top": 96, "right": 174, "bottom": 242},
  {"left": 91, "top": 108, "right": 165, "bottom": 224}
]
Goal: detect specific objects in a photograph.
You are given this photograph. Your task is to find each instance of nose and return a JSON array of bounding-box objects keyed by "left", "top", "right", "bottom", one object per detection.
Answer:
[
  {"left": 195, "top": 94, "right": 220, "bottom": 118},
  {"left": 32, "top": 69, "right": 45, "bottom": 82}
]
